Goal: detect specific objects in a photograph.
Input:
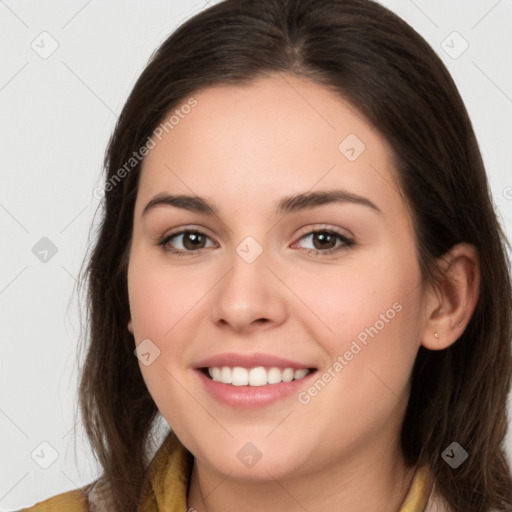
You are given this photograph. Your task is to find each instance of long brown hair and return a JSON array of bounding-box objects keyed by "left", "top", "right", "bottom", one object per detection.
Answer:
[{"left": 77, "top": 0, "right": 512, "bottom": 510}]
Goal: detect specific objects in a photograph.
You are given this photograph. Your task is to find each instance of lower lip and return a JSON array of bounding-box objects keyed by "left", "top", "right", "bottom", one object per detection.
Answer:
[{"left": 196, "top": 369, "right": 316, "bottom": 408}]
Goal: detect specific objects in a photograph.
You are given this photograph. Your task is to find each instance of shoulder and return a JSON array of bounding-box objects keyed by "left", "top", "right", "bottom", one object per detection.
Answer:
[
  {"left": 17, "top": 490, "right": 88, "bottom": 511},
  {"left": 17, "top": 484, "right": 93, "bottom": 512},
  {"left": 426, "top": 487, "right": 502, "bottom": 512}
]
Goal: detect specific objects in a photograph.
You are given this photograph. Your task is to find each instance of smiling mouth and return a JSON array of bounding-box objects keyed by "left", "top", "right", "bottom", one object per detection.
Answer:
[{"left": 201, "top": 366, "right": 317, "bottom": 386}]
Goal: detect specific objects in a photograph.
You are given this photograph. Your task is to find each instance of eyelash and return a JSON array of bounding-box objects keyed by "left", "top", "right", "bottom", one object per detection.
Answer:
[{"left": 157, "top": 227, "right": 355, "bottom": 258}]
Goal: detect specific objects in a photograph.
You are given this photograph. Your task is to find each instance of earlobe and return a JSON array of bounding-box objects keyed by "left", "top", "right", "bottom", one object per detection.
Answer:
[
  {"left": 421, "top": 243, "right": 480, "bottom": 351},
  {"left": 128, "top": 319, "right": 134, "bottom": 334}
]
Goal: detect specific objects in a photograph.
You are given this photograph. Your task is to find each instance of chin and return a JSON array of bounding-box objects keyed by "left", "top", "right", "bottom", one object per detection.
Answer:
[{"left": 186, "top": 434, "right": 313, "bottom": 481}]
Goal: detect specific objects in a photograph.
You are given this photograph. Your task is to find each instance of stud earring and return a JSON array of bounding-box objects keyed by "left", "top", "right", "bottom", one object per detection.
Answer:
[{"left": 434, "top": 331, "right": 440, "bottom": 339}]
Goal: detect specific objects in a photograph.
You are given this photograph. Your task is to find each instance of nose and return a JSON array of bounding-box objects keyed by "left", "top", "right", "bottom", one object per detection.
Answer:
[{"left": 211, "top": 242, "right": 288, "bottom": 334}]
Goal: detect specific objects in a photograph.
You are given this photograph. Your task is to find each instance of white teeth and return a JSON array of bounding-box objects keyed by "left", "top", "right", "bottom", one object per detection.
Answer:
[
  {"left": 294, "top": 369, "right": 308, "bottom": 380},
  {"left": 282, "top": 368, "right": 294, "bottom": 382},
  {"left": 249, "top": 367, "right": 267, "bottom": 386},
  {"left": 231, "top": 366, "right": 249, "bottom": 386},
  {"left": 211, "top": 367, "right": 221, "bottom": 382},
  {"left": 220, "top": 366, "right": 232, "bottom": 384},
  {"left": 267, "top": 367, "right": 282, "bottom": 384},
  {"left": 207, "top": 366, "right": 311, "bottom": 386}
]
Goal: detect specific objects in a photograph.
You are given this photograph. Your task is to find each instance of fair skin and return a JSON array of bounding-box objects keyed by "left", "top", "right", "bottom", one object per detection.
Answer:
[{"left": 127, "top": 73, "right": 479, "bottom": 511}]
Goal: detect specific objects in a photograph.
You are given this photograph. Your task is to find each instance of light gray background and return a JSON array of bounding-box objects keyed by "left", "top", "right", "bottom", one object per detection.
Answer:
[{"left": 1, "top": 0, "right": 511, "bottom": 509}]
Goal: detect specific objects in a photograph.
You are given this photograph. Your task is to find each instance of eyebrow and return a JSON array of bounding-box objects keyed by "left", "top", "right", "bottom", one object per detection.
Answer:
[{"left": 142, "top": 189, "right": 382, "bottom": 217}]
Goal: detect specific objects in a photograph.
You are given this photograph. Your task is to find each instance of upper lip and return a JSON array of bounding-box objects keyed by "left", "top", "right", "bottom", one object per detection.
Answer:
[{"left": 195, "top": 352, "right": 316, "bottom": 370}]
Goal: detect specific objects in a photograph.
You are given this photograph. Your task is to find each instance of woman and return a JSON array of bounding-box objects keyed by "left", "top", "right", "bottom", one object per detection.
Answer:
[{"left": 21, "top": 0, "right": 512, "bottom": 510}]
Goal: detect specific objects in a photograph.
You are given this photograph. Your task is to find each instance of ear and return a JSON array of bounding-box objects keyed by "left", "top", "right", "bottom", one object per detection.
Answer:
[
  {"left": 421, "top": 243, "right": 480, "bottom": 350},
  {"left": 128, "top": 319, "right": 134, "bottom": 335}
]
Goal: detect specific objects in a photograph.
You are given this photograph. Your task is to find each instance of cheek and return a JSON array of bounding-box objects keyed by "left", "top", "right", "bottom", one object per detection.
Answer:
[
  {"left": 298, "top": 246, "right": 423, "bottom": 400},
  {"left": 127, "top": 248, "right": 209, "bottom": 341},
  {"left": 126, "top": 247, "right": 221, "bottom": 413},
  {"left": 294, "top": 245, "right": 422, "bottom": 354},
  {"left": 297, "top": 249, "right": 423, "bottom": 425},
  {"left": 289, "top": 290, "right": 422, "bottom": 469},
  {"left": 127, "top": 251, "right": 198, "bottom": 434}
]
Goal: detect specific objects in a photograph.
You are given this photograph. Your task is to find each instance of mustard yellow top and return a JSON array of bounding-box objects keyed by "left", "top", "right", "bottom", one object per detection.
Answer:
[{"left": 19, "top": 433, "right": 433, "bottom": 511}]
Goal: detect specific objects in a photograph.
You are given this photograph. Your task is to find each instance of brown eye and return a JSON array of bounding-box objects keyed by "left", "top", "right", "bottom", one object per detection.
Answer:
[
  {"left": 180, "top": 231, "right": 207, "bottom": 250},
  {"left": 311, "top": 232, "right": 337, "bottom": 250},
  {"left": 159, "top": 230, "right": 215, "bottom": 254},
  {"left": 294, "top": 229, "right": 355, "bottom": 256}
]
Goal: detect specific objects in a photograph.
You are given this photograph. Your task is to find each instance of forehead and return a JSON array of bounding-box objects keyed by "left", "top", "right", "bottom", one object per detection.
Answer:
[{"left": 136, "top": 74, "right": 402, "bottom": 218}]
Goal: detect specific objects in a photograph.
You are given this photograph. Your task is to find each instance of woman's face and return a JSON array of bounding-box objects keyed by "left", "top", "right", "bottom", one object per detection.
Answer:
[{"left": 127, "top": 74, "right": 428, "bottom": 480}]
